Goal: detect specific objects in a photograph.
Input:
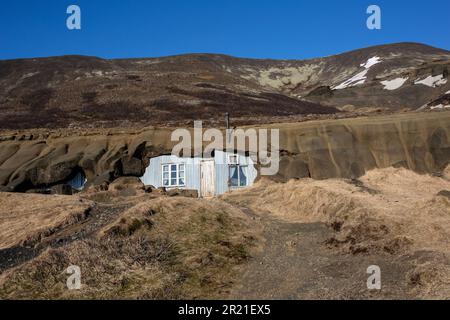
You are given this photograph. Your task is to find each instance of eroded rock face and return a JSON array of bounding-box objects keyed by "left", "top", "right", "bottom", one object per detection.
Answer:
[
  {"left": 0, "top": 129, "right": 174, "bottom": 192},
  {"left": 275, "top": 112, "right": 450, "bottom": 180},
  {"left": 0, "top": 111, "right": 449, "bottom": 192}
]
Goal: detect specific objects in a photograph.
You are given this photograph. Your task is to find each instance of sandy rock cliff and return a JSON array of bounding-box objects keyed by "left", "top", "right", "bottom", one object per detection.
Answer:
[{"left": 0, "top": 111, "right": 449, "bottom": 192}]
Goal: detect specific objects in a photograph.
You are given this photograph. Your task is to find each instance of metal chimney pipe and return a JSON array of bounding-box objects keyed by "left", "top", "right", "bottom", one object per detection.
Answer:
[{"left": 225, "top": 112, "right": 230, "bottom": 129}]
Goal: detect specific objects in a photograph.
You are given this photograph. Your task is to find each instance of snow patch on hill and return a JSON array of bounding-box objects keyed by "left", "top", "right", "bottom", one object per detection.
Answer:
[
  {"left": 333, "top": 70, "right": 368, "bottom": 90},
  {"left": 381, "top": 77, "right": 408, "bottom": 91},
  {"left": 414, "top": 74, "right": 447, "bottom": 88},
  {"left": 333, "top": 56, "right": 382, "bottom": 90},
  {"left": 430, "top": 104, "right": 450, "bottom": 110},
  {"left": 360, "top": 56, "right": 382, "bottom": 69}
]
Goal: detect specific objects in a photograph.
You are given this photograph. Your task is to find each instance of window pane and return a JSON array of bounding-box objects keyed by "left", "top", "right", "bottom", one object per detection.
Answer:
[
  {"left": 171, "top": 171, "right": 177, "bottom": 179},
  {"left": 163, "top": 165, "right": 169, "bottom": 172},
  {"left": 163, "top": 179, "right": 169, "bottom": 186},
  {"left": 179, "top": 164, "right": 185, "bottom": 171},
  {"left": 229, "top": 165, "right": 239, "bottom": 187},
  {"left": 171, "top": 164, "right": 177, "bottom": 171},
  {"left": 163, "top": 172, "right": 169, "bottom": 179},
  {"left": 239, "top": 166, "right": 247, "bottom": 186},
  {"left": 171, "top": 178, "right": 177, "bottom": 185},
  {"left": 179, "top": 169, "right": 185, "bottom": 185}
]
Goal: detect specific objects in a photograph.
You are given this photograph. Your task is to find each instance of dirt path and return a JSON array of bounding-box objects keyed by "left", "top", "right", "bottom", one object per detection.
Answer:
[{"left": 228, "top": 207, "right": 418, "bottom": 300}]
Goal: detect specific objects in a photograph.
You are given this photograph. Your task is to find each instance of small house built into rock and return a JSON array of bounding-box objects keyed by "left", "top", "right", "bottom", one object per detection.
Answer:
[
  {"left": 67, "top": 170, "right": 87, "bottom": 191},
  {"left": 140, "top": 151, "right": 258, "bottom": 197},
  {"left": 32, "top": 170, "right": 87, "bottom": 195}
]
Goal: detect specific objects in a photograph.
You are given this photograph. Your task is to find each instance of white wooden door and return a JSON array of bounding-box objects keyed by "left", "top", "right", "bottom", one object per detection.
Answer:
[{"left": 200, "top": 160, "right": 215, "bottom": 197}]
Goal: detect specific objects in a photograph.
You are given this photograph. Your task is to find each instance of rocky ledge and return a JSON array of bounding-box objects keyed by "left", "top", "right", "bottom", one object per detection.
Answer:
[{"left": 0, "top": 111, "right": 449, "bottom": 193}]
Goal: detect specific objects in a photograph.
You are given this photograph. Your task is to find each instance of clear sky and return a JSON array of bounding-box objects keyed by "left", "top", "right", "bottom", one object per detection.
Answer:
[{"left": 0, "top": 0, "right": 449, "bottom": 60}]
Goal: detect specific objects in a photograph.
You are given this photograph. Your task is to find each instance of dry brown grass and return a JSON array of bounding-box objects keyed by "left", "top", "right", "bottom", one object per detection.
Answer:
[
  {"left": 2, "top": 167, "right": 449, "bottom": 299},
  {"left": 0, "top": 193, "right": 93, "bottom": 250},
  {"left": 223, "top": 167, "right": 450, "bottom": 298},
  {"left": 0, "top": 196, "right": 256, "bottom": 299},
  {"left": 224, "top": 168, "right": 450, "bottom": 254},
  {"left": 98, "top": 197, "right": 257, "bottom": 298}
]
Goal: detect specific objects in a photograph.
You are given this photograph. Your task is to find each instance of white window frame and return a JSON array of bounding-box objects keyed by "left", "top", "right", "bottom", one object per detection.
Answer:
[{"left": 162, "top": 163, "right": 186, "bottom": 188}]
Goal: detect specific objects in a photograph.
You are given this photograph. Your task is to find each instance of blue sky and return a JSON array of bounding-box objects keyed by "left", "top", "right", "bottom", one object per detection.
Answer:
[{"left": 0, "top": 0, "right": 449, "bottom": 60}]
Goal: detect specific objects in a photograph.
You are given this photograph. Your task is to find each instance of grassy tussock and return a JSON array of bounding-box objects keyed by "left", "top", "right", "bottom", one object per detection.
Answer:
[{"left": 0, "top": 197, "right": 256, "bottom": 299}]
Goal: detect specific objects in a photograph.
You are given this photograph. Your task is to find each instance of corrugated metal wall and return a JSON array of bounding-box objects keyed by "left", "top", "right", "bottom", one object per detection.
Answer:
[
  {"left": 140, "top": 155, "right": 201, "bottom": 191},
  {"left": 214, "top": 151, "right": 258, "bottom": 195},
  {"left": 140, "top": 151, "right": 257, "bottom": 196}
]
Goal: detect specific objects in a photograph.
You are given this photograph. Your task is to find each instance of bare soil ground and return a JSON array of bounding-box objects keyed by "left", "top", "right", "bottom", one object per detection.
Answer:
[{"left": 226, "top": 211, "right": 420, "bottom": 299}]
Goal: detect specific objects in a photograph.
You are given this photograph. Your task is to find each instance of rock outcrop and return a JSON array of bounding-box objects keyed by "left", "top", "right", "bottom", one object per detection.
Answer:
[
  {"left": 0, "top": 111, "right": 449, "bottom": 192},
  {"left": 274, "top": 111, "right": 450, "bottom": 180}
]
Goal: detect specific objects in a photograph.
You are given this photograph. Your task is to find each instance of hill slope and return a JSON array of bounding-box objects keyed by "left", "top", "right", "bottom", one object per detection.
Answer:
[{"left": 0, "top": 42, "right": 449, "bottom": 129}]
